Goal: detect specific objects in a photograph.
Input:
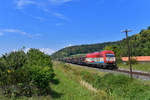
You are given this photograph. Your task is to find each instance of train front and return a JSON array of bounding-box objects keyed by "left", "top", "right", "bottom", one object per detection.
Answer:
[{"left": 102, "top": 50, "right": 117, "bottom": 69}]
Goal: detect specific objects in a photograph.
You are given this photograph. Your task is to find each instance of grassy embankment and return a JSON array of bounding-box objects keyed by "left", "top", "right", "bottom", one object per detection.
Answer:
[
  {"left": 53, "top": 62, "right": 150, "bottom": 100},
  {"left": 1, "top": 62, "right": 150, "bottom": 100},
  {"left": 51, "top": 62, "right": 106, "bottom": 100},
  {"left": 118, "top": 63, "right": 150, "bottom": 72}
]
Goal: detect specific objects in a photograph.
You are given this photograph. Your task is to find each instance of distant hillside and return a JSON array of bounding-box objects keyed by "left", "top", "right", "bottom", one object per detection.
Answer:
[
  {"left": 51, "top": 42, "right": 120, "bottom": 59},
  {"left": 52, "top": 26, "right": 150, "bottom": 59}
]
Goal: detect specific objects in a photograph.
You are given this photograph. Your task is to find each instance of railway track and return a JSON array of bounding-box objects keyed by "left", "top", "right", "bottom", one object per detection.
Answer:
[
  {"left": 65, "top": 62, "right": 150, "bottom": 80},
  {"left": 116, "top": 69, "right": 150, "bottom": 80},
  {"left": 117, "top": 69, "right": 150, "bottom": 77}
]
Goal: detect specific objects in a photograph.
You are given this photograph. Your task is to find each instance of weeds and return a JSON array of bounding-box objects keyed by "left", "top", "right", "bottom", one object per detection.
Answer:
[{"left": 60, "top": 62, "right": 150, "bottom": 100}]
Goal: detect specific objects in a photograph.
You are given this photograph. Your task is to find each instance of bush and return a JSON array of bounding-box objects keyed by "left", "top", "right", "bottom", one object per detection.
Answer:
[
  {"left": 26, "top": 48, "right": 53, "bottom": 68},
  {"left": 0, "top": 49, "right": 55, "bottom": 98},
  {"left": 0, "top": 67, "right": 34, "bottom": 97},
  {"left": 1, "top": 50, "right": 27, "bottom": 70},
  {"left": 126, "top": 58, "right": 138, "bottom": 65},
  {"left": 30, "top": 66, "right": 54, "bottom": 95},
  {"left": 116, "top": 57, "right": 122, "bottom": 64}
]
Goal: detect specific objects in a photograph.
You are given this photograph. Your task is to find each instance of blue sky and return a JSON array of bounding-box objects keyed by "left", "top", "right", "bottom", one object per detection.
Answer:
[{"left": 0, "top": 0, "right": 150, "bottom": 55}]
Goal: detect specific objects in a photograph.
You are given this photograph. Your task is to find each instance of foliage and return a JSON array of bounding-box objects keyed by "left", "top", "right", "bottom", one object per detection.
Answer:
[
  {"left": 30, "top": 66, "right": 53, "bottom": 95},
  {"left": 116, "top": 57, "right": 122, "bottom": 64},
  {"left": 104, "top": 26, "right": 150, "bottom": 57},
  {"left": 0, "top": 50, "right": 26, "bottom": 70},
  {"left": 0, "top": 49, "right": 54, "bottom": 98},
  {"left": 0, "top": 67, "right": 36, "bottom": 97},
  {"left": 104, "top": 45, "right": 121, "bottom": 57},
  {"left": 126, "top": 58, "right": 138, "bottom": 65},
  {"left": 26, "top": 48, "right": 53, "bottom": 68}
]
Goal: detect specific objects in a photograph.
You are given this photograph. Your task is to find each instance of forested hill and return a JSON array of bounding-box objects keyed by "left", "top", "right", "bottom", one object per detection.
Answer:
[
  {"left": 51, "top": 41, "right": 120, "bottom": 59},
  {"left": 51, "top": 26, "right": 150, "bottom": 59}
]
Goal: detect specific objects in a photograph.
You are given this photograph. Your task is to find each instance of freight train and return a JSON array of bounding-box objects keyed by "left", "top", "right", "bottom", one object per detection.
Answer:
[{"left": 59, "top": 50, "right": 117, "bottom": 69}]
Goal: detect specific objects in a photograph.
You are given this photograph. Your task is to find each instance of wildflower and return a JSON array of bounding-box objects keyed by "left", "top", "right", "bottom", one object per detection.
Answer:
[{"left": 8, "top": 69, "right": 11, "bottom": 73}]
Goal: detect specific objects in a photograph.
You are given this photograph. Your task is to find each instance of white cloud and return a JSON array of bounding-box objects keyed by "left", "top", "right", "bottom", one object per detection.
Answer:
[
  {"left": 48, "top": 0, "right": 72, "bottom": 5},
  {"left": 0, "top": 48, "right": 55, "bottom": 56},
  {"left": 53, "top": 12, "right": 70, "bottom": 21},
  {"left": 15, "top": 0, "right": 36, "bottom": 9},
  {"left": 64, "top": 44, "right": 72, "bottom": 48},
  {"left": 0, "top": 48, "right": 12, "bottom": 56},
  {"left": 3, "top": 29, "right": 27, "bottom": 35},
  {"left": 25, "top": 48, "right": 55, "bottom": 55},
  {"left": 14, "top": 0, "right": 73, "bottom": 21},
  {"left": 0, "top": 29, "right": 40, "bottom": 38},
  {"left": 15, "top": 0, "right": 73, "bottom": 9},
  {"left": 39, "top": 48, "right": 55, "bottom": 55},
  {"left": 24, "top": 48, "right": 30, "bottom": 53},
  {"left": 67, "top": 44, "right": 72, "bottom": 47},
  {"left": 56, "top": 23, "right": 64, "bottom": 26}
]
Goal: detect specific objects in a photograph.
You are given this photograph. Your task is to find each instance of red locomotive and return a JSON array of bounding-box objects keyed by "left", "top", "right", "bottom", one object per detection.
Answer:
[
  {"left": 60, "top": 50, "right": 117, "bottom": 69},
  {"left": 85, "top": 50, "right": 117, "bottom": 69}
]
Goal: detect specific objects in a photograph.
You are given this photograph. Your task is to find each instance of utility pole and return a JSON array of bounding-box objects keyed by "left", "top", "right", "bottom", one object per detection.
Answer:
[{"left": 122, "top": 29, "right": 133, "bottom": 79}]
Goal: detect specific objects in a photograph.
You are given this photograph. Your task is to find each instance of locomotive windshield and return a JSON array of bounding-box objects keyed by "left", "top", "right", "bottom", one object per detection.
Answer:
[{"left": 106, "top": 54, "right": 115, "bottom": 57}]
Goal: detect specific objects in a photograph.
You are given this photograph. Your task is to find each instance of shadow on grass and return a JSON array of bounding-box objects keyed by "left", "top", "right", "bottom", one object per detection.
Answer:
[
  {"left": 50, "top": 90, "right": 63, "bottom": 99},
  {"left": 51, "top": 78, "right": 60, "bottom": 85},
  {"left": 50, "top": 78, "right": 63, "bottom": 99}
]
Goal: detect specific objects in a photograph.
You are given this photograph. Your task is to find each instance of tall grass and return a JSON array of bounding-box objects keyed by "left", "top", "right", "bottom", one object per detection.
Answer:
[
  {"left": 58, "top": 62, "right": 150, "bottom": 100},
  {"left": 118, "top": 63, "right": 150, "bottom": 72},
  {"left": 81, "top": 71, "right": 150, "bottom": 100},
  {"left": 51, "top": 62, "right": 105, "bottom": 100}
]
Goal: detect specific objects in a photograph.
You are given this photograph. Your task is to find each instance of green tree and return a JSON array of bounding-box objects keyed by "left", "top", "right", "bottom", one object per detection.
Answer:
[{"left": 26, "top": 48, "right": 53, "bottom": 68}]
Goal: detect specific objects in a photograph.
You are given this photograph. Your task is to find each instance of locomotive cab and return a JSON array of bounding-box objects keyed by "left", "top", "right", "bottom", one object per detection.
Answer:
[
  {"left": 106, "top": 54, "right": 116, "bottom": 63},
  {"left": 101, "top": 51, "right": 117, "bottom": 69}
]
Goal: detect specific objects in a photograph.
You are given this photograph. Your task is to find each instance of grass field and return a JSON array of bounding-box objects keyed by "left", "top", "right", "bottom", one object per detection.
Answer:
[
  {"left": 1, "top": 62, "right": 150, "bottom": 100},
  {"left": 118, "top": 63, "right": 150, "bottom": 72},
  {"left": 53, "top": 62, "right": 150, "bottom": 100}
]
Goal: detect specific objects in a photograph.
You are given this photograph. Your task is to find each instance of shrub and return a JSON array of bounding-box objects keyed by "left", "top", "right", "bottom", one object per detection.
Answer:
[
  {"left": 30, "top": 66, "right": 54, "bottom": 95},
  {"left": 0, "top": 49, "right": 55, "bottom": 98},
  {"left": 116, "top": 57, "right": 122, "bottom": 64},
  {"left": 26, "top": 48, "right": 53, "bottom": 68},
  {"left": 126, "top": 58, "right": 138, "bottom": 65},
  {"left": 1, "top": 50, "right": 27, "bottom": 70},
  {"left": 0, "top": 67, "right": 34, "bottom": 97}
]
